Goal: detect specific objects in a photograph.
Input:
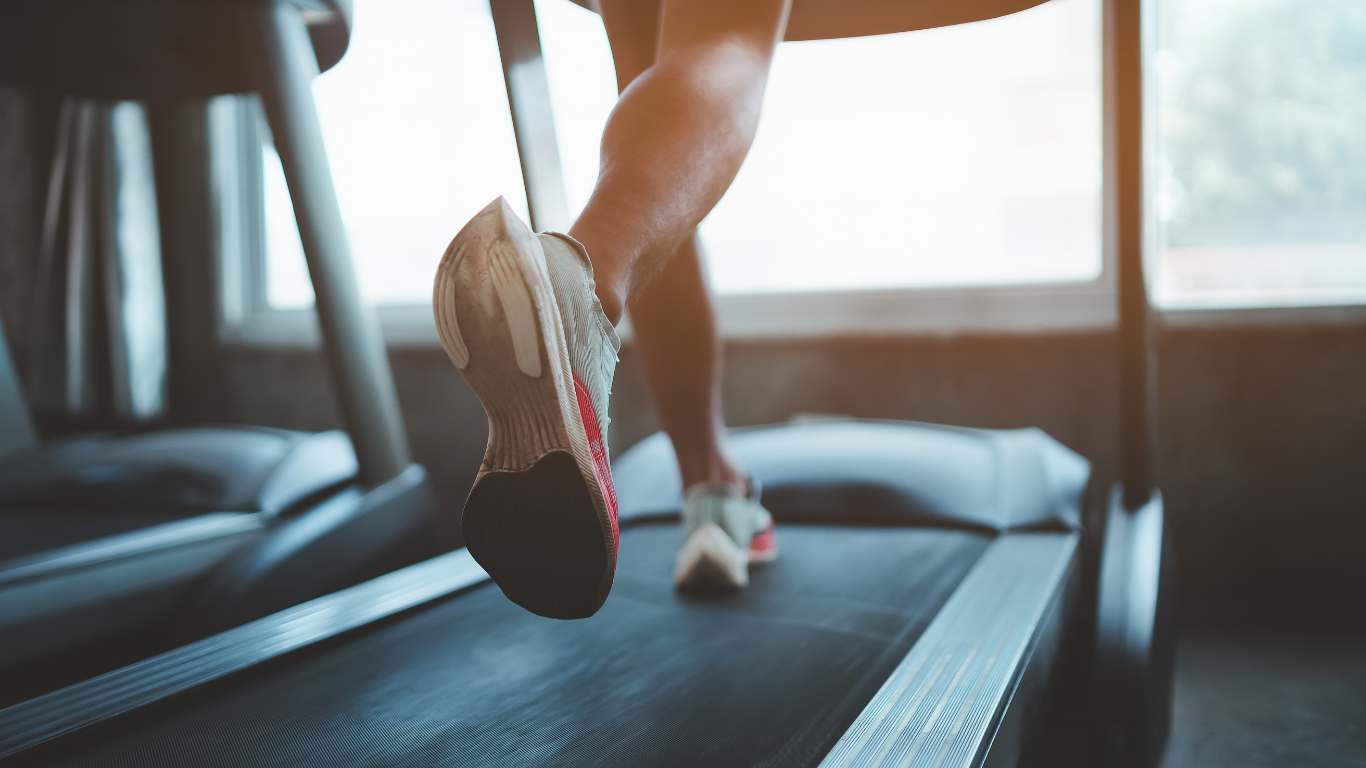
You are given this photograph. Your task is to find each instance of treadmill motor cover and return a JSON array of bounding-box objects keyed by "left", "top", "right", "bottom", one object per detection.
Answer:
[
  {"left": 614, "top": 419, "right": 1089, "bottom": 532},
  {"left": 0, "top": 426, "right": 358, "bottom": 517}
]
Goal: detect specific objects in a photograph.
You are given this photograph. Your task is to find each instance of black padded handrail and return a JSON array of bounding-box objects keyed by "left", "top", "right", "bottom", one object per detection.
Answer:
[{"left": 0, "top": 0, "right": 351, "bottom": 100}]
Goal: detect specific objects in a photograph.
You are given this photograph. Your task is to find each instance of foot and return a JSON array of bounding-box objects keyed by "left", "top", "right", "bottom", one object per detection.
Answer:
[
  {"left": 434, "top": 197, "right": 621, "bottom": 619},
  {"left": 674, "top": 476, "right": 778, "bottom": 592}
]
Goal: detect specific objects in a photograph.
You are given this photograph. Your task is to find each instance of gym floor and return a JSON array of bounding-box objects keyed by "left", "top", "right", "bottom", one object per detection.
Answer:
[
  {"left": 1022, "top": 631, "right": 1366, "bottom": 767},
  {"left": 1162, "top": 632, "right": 1366, "bottom": 768}
]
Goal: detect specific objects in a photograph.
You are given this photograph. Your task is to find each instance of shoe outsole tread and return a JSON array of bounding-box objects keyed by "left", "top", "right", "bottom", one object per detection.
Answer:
[{"left": 464, "top": 452, "right": 607, "bottom": 619}]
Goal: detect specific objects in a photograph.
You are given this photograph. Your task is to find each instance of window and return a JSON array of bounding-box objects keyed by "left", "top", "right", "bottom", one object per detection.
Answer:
[
  {"left": 253, "top": 0, "right": 1105, "bottom": 329},
  {"left": 542, "top": 0, "right": 1103, "bottom": 296},
  {"left": 1153, "top": 0, "right": 1366, "bottom": 310},
  {"left": 223, "top": 0, "right": 1365, "bottom": 346},
  {"left": 262, "top": 0, "right": 529, "bottom": 310}
]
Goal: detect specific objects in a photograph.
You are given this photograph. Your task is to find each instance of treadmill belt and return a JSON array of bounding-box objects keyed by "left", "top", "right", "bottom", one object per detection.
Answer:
[{"left": 40, "top": 524, "right": 990, "bottom": 768}]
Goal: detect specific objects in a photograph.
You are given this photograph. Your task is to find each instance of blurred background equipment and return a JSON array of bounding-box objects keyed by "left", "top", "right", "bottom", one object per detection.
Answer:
[{"left": 0, "top": 0, "right": 442, "bottom": 705}]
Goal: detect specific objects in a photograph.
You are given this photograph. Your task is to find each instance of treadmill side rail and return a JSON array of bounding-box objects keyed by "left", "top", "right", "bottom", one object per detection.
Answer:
[
  {"left": 0, "top": 514, "right": 268, "bottom": 667},
  {"left": 820, "top": 532, "right": 1080, "bottom": 768},
  {"left": 0, "top": 513, "right": 265, "bottom": 588},
  {"left": 0, "top": 548, "right": 490, "bottom": 760}
]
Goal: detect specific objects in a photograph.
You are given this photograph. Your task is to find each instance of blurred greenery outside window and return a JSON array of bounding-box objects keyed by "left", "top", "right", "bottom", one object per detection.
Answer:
[{"left": 1155, "top": 0, "right": 1366, "bottom": 308}]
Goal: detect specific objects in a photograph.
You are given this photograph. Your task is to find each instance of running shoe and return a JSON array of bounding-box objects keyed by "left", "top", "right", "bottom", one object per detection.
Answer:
[
  {"left": 674, "top": 476, "right": 778, "bottom": 591},
  {"left": 434, "top": 197, "right": 621, "bottom": 619}
]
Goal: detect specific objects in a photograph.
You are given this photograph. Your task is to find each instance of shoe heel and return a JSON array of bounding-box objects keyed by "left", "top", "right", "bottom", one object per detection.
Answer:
[
  {"left": 435, "top": 198, "right": 571, "bottom": 473},
  {"left": 675, "top": 523, "right": 749, "bottom": 591}
]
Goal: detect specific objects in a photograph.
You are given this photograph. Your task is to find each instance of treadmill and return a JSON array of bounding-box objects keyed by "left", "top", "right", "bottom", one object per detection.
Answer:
[
  {"left": 0, "top": 412, "right": 1172, "bottom": 767},
  {"left": 0, "top": 0, "right": 1175, "bottom": 765},
  {"left": 0, "top": 0, "right": 441, "bottom": 702}
]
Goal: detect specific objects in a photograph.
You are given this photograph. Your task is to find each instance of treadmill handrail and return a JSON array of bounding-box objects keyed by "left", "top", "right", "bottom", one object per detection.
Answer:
[
  {"left": 0, "top": 512, "right": 266, "bottom": 588},
  {"left": 820, "top": 532, "right": 1079, "bottom": 768},
  {"left": 1110, "top": 0, "right": 1157, "bottom": 510},
  {"left": 0, "top": 548, "right": 489, "bottom": 759}
]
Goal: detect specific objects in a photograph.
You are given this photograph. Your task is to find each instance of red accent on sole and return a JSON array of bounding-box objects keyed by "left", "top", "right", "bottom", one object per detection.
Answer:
[
  {"left": 573, "top": 373, "right": 618, "bottom": 549},
  {"left": 749, "top": 520, "right": 777, "bottom": 561}
]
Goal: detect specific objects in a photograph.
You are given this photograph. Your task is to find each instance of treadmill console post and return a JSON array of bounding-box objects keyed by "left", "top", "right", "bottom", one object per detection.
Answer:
[{"left": 1095, "top": 0, "right": 1177, "bottom": 765}]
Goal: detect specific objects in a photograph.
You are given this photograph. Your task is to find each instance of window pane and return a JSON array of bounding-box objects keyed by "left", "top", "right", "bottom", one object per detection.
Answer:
[
  {"left": 535, "top": 0, "right": 617, "bottom": 219},
  {"left": 265, "top": 0, "right": 528, "bottom": 308},
  {"left": 1154, "top": 0, "right": 1366, "bottom": 309},
  {"left": 540, "top": 0, "right": 1103, "bottom": 295}
]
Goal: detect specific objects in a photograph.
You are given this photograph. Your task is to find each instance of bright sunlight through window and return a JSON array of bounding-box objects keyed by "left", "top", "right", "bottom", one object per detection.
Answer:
[
  {"left": 266, "top": 0, "right": 1103, "bottom": 308},
  {"left": 264, "top": 0, "right": 528, "bottom": 309}
]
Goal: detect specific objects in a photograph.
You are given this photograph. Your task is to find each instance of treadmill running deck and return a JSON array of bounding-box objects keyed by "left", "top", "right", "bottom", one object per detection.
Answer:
[{"left": 28, "top": 524, "right": 989, "bottom": 768}]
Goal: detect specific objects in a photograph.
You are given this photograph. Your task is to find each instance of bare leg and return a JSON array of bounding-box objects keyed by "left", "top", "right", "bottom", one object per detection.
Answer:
[
  {"left": 570, "top": 0, "right": 792, "bottom": 324},
  {"left": 589, "top": 0, "right": 765, "bottom": 491},
  {"left": 629, "top": 235, "right": 744, "bottom": 490}
]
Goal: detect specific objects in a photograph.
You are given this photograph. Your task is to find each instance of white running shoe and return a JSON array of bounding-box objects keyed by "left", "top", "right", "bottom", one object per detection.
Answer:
[
  {"left": 434, "top": 197, "right": 621, "bottom": 619},
  {"left": 674, "top": 477, "right": 778, "bottom": 592}
]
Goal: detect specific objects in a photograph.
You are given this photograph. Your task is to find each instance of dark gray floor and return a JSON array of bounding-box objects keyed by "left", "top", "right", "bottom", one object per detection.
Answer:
[
  {"left": 1162, "top": 632, "right": 1366, "bottom": 768},
  {"left": 1020, "top": 631, "right": 1366, "bottom": 767}
]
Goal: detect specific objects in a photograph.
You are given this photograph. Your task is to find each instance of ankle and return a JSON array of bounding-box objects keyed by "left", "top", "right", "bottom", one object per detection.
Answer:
[
  {"left": 680, "top": 462, "right": 748, "bottom": 498},
  {"left": 565, "top": 224, "right": 628, "bottom": 325},
  {"left": 596, "top": 284, "right": 625, "bottom": 326}
]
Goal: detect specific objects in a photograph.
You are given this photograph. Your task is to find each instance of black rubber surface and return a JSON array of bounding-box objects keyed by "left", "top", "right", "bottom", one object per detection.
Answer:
[
  {"left": 463, "top": 451, "right": 610, "bottom": 619},
  {"left": 32, "top": 524, "right": 989, "bottom": 768}
]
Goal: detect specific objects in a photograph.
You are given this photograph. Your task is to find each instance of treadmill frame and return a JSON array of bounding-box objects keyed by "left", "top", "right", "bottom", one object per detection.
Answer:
[
  {"left": 820, "top": 532, "right": 1079, "bottom": 768},
  {"left": 0, "top": 549, "right": 489, "bottom": 759},
  {"left": 0, "top": 531, "right": 1077, "bottom": 766},
  {"left": 0, "top": 513, "right": 267, "bottom": 668}
]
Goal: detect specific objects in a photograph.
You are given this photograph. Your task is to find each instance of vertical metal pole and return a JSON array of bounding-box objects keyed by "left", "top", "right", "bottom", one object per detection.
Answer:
[
  {"left": 1108, "top": 0, "right": 1156, "bottom": 511},
  {"left": 0, "top": 314, "right": 37, "bottom": 458},
  {"left": 29, "top": 100, "right": 75, "bottom": 420},
  {"left": 148, "top": 99, "right": 235, "bottom": 425},
  {"left": 490, "top": 0, "right": 571, "bottom": 233},
  {"left": 252, "top": 3, "right": 411, "bottom": 487}
]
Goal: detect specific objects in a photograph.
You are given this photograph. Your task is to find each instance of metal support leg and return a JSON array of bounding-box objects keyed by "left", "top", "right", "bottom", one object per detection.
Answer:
[
  {"left": 252, "top": 3, "right": 410, "bottom": 487},
  {"left": 148, "top": 99, "right": 234, "bottom": 425},
  {"left": 0, "top": 314, "right": 37, "bottom": 458},
  {"left": 1097, "top": 5, "right": 1175, "bottom": 765},
  {"left": 490, "top": 0, "right": 570, "bottom": 233},
  {"left": 1109, "top": 0, "right": 1157, "bottom": 512}
]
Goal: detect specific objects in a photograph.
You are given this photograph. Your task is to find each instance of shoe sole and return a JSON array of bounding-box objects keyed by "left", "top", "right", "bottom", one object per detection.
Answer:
[{"left": 434, "top": 197, "right": 617, "bottom": 620}]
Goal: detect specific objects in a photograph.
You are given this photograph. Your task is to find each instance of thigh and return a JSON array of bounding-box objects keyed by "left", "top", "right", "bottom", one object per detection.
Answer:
[
  {"left": 596, "top": 0, "right": 661, "bottom": 93},
  {"left": 656, "top": 0, "right": 792, "bottom": 59},
  {"left": 598, "top": 0, "right": 792, "bottom": 91}
]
